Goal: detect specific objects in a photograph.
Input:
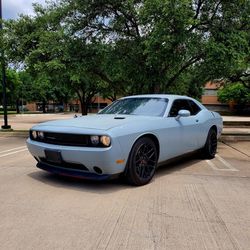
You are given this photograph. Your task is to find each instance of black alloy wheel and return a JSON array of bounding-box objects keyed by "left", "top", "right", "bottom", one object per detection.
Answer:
[
  {"left": 202, "top": 128, "right": 217, "bottom": 159},
  {"left": 126, "top": 137, "right": 158, "bottom": 186}
]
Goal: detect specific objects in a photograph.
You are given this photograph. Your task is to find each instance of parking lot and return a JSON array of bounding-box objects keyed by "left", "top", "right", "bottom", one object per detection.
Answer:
[{"left": 0, "top": 136, "right": 249, "bottom": 250}]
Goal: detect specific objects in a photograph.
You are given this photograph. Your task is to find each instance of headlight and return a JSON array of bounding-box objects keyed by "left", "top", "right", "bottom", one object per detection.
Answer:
[
  {"left": 90, "top": 135, "right": 100, "bottom": 145},
  {"left": 37, "top": 131, "right": 44, "bottom": 139},
  {"left": 31, "top": 130, "right": 37, "bottom": 139},
  {"left": 100, "top": 136, "right": 111, "bottom": 147}
]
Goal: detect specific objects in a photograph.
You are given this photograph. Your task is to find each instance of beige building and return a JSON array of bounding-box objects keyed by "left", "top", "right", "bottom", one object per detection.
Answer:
[{"left": 201, "top": 81, "right": 222, "bottom": 105}]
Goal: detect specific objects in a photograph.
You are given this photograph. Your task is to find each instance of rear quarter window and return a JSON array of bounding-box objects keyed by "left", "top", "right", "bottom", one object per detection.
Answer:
[
  {"left": 168, "top": 99, "right": 201, "bottom": 117},
  {"left": 188, "top": 100, "right": 201, "bottom": 115}
]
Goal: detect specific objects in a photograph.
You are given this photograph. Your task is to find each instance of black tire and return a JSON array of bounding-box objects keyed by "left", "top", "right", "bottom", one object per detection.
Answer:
[
  {"left": 126, "top": 137, "right": 158, "bottom": 186},
  {"left": 202, "top": 128, "right": 217, "bottom": 159}
]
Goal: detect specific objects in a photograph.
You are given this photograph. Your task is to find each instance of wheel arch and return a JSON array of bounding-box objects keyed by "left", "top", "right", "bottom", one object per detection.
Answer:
[
  {"left": 123, "top": 133, "right": 160, "bottom": 175},
  {"left": 210, "top": 125, "right": 217, "bottom": 134},
  {"left": 131, "top": 133, "right": 160, "bottom": 160},
  {"left": 141, "top": 133, "right": 160, "bottom": 157},
  {"left": 202, "top": 125, "right": 218, "bottom": 159},
  {"left": 136, "top": 133, "right": 160, "bottom": 158}
]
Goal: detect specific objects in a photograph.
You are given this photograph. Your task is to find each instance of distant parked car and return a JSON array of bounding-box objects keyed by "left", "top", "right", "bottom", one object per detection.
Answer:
[{"left": 27, "top": 94, "right": 223, "bottom": 186}]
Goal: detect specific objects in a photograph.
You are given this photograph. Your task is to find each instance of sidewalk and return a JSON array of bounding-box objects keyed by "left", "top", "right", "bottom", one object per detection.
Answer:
[
  {"left": 0, "top": 113, "right": 76, "bottom": 131},
  {"left": 0, "top": 113, "right": 249, "bottom": 140},
  {"left": 222, "top": 116, "right": 250, "bottom": 122}
]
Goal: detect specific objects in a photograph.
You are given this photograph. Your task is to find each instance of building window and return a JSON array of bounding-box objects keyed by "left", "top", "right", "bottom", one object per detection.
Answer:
[{"left": 203, "top": 89, "right": 217, "bottom": 96}]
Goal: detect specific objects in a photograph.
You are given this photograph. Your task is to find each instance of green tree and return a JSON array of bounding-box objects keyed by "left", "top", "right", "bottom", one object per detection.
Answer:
[
  {"left": 197, "top": 0, "right": 250, "bottom": 89},
  {"left": 218, "top": 83, "right": 250, "bottom": 108},
  {"left": 0, "top": 68, "right": 22, "bottom": 112},
  {"left": 3, "top": 0, "right": 250, "bottom": 111},
  {"left": 63, "top": 0, "right": 250, "bottom": 96},
  {"left": 4, "top": 3, "right": 107, "bottom": 115}
]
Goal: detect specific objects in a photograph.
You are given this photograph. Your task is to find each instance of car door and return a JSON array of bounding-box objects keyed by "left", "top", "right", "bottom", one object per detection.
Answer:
[
  {"left": 167, "top": 99, "right": 201, "bottom": 155},
  {"left": 187, "top": 99, "right": 204, "bottom": 148}
]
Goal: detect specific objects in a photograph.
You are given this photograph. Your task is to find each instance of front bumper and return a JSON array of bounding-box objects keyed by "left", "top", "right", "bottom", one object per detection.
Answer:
[
  {"left": 37, "top": 161, "right": 116, "bottom": 180},
  {"left": 26, "top": 138, "right": 126, "bottom": 178}
]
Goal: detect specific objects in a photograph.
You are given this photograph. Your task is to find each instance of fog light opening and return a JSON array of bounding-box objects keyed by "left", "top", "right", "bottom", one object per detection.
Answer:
[{"left": 93, "top": 166, "right": 103, "bottom": 175}]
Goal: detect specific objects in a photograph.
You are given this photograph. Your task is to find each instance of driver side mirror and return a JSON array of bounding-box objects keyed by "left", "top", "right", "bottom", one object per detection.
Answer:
[{"left": 175, "top": 109, "right": 190, "bottom": 120}]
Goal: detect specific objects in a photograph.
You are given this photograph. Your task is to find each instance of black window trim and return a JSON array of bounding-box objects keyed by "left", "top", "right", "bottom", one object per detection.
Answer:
[
  {"left": 168, "top": 98, "right": 201, "bottom": 117},
  {"left": 187, "top": 99, "right": 201, "bottom": 116}
]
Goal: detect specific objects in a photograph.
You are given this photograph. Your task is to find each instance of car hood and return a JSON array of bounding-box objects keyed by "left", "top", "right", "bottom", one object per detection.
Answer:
[{"left": 32, "top": 114, "right": 161, "bottom": 131}]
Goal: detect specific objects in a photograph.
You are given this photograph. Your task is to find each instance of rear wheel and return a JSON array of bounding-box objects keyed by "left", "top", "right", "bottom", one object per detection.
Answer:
[
  {"left": 202, "top": 128, "right": 217, "bottom": 159},
  {"left": 126, "top": 137, "right": 158, "bottom": 186}
]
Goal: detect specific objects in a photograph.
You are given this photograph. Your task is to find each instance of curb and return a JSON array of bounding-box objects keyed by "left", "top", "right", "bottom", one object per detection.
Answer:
[
  {"left": 0, "top": 131, "right": 29, "bottom": 137},
  {"left": 219, "top": 135, "right": 250, "bottom": 142}
]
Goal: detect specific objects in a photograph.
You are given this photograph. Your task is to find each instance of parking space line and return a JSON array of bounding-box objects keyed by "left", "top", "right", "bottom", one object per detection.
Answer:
[
  {"left": 206, "top": 155, "right": 239, "bottom": 172},
  {"left": 215, "top": 155, "right": 239, "bottom": 171},
  {"left": 0, "top": 146, "right": 27, "bottom": 154},
  {"left": 0, "top": 148, "right": 28, "bottom": 158},
  {"left": 205, "top": 160, "right": 219, "bottom": 171}
]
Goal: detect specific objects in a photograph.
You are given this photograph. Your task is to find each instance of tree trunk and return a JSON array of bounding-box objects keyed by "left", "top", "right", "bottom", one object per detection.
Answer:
[
  {"left": 228, "top": 100, "right": 235, "bottom": 111},
  {"left": 80, "top": 99, "right": 88, "bottom": 115},
  {"left": 42, "top": 100, "right": 46, "bottom": 113},
  {"left": 16, "top": 99, "right": 20, "bottom": 114}
]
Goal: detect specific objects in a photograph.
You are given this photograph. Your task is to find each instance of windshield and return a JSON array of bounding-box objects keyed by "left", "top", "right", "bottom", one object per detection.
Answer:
[{"left": 99, "top": 97, "right": 168, "bottom": 117}]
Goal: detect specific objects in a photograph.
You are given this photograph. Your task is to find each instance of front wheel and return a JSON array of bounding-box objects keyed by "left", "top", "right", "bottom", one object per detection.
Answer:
[
  {"left": 126, "top": 137, "right": 158, "bottom": 186},
  {"left": 202, "top": 128, "right": 217, "bottom": 159}
]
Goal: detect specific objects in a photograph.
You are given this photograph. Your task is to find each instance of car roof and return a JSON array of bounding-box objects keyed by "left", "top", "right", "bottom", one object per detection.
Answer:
[
  {"left": 121, "top": 94, "right": 206, "bottom": 110},
  {"left": 121, "top": 94, "right": 193, "bottom": 101}
]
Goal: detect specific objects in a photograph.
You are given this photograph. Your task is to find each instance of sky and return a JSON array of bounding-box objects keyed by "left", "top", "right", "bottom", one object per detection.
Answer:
[{"left": 2, "top": 0, "right": 46, "bottom": 20}]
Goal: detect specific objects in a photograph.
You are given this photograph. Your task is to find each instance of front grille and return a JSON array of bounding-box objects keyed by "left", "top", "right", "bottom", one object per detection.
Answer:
[
  {"left": 40, "top": 158, "right": 89, "bottom": 172},
  {"left": 30, "top": 131, "right": 110, "bottom": 147},
  {"left": 31, "top": 131, "right": 89, "bottom": 147}
]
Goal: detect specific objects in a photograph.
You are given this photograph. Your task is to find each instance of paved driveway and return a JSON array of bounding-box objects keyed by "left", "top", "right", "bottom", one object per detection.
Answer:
[{"left": 0, "top": 137, "right": 249, "bottom": 250}]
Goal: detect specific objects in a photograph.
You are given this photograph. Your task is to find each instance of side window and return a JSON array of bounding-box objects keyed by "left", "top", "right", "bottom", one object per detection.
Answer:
[
  {"left": 168, "top": 99, "right": 192, "bottom": 117},
  {"left": 188, "top": 100, "right": 201, "bottom": 115}
]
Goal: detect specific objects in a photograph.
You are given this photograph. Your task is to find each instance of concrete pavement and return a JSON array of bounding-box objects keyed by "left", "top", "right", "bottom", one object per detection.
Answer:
[
  {"left": 222, "top": 116, "right": 250, "bottom": 122},
  {"left": 0, "top": 113, "right": 76, "bottom": 131},
  {"left": 0, "top": 137, "right": 250, "bottom": 250}
]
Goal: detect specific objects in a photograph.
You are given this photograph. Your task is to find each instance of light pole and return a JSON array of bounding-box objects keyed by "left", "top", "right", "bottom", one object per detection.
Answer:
[{"left": 0, "top": 0, "right": 11, "bottom": 129}]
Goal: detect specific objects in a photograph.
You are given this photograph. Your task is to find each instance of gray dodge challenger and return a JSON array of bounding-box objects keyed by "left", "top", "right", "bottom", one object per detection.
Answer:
[{"left": 27, "top": 94, "right": 223, "bottom": 185}]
